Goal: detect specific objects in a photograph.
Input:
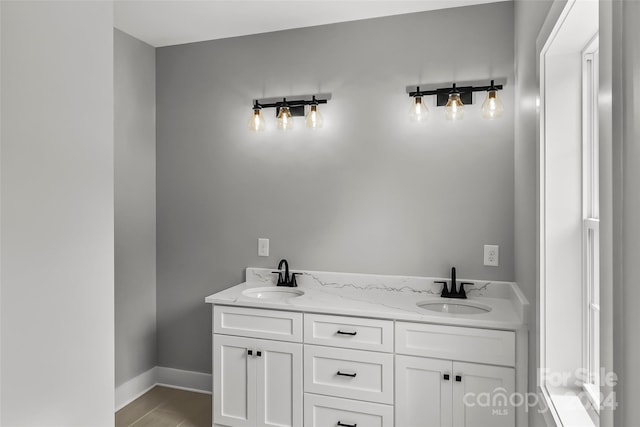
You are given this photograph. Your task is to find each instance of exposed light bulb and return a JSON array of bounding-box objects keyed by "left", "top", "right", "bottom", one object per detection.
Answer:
[
  {"left": 277, "top": 106, "right": 293, "bottom": 130},
  {"left": 482, "top": 89, "right": 503, "bottom": 119},
  {"left": 248, "top": 107, "right": 265, "bottom": 132},
  {"left": 445, "top": 91, "right": 464, "bottom": 121},
  {"left": 409, "top": 96, "right": 429, "bottom": 122},
  {"left": 305, "top": 104, "right": 323, "bottom": 129}
]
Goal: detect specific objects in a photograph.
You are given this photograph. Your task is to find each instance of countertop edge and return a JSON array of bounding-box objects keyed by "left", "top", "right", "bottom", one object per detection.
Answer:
[{"left": 205, "top": 293, "right": 526, "bottom": 332}]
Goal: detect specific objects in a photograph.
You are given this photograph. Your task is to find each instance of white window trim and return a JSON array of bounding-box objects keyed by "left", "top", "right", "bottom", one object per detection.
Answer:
[
  {"left": 581, "top": 37, "right": 600, "bottom": 413},
  {"left": 582, "top": 218, "right": 600, "bottom": 410}
]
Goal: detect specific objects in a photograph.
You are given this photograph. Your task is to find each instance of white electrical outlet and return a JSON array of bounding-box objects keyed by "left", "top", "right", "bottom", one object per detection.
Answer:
[
  {"left": 258, "top": 238, "right": 269, "bottom": 257},
  {"left": 484, "top": 244, "right": 499, "bottom": 267}
]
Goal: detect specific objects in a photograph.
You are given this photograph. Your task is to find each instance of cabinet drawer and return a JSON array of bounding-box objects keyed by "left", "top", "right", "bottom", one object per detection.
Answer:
[
  {"left": 396, "top": 322, "right": 515, "bottom": 367},
  {"left": 304, "top": 345, "right": 393, "bottom": 404},
  {"left": 214, "top": 305, "right": 302, "bottom": 342},
  {"left": 304, "top": 314, "right": 393, "bottom": 352},
  {"left": 304, "top": 394, "right": 393, "bottom": 427}
]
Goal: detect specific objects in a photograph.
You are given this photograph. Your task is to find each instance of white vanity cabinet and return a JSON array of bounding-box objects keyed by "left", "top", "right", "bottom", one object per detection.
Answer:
[
  {"left": 395, "top": 321, "right": 516, "bottom": 427},
  {"left": 303, "top": 313, "right": 395, "bottom": 427},
  {"left": 213, "top": 306, "right": 303, "bottom": 427},
  {"left": 211, "top": 304, "right": 522, "bottom": 427}
]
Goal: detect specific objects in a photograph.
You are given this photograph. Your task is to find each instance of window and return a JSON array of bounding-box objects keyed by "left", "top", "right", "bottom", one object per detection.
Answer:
[
  {"left": 582, "top": 40, "right": 600, "bottom": 409},
  {"left": 538, "top": 0, "right": 600, "bottom": 424}
]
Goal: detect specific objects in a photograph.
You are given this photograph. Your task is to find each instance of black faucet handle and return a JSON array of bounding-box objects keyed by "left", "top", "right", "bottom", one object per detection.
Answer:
[
  {"left": 271, "top": 270, "right": 284, "bottom": 285},
  {"left": 290, "top": 272, "right": 302, "bottom": 287},
  {"left": 458, "top": 282, "right": 474, "bottom": 298},
  {"left": 435, "top": 280, "right": 449, "bottom": 296}
]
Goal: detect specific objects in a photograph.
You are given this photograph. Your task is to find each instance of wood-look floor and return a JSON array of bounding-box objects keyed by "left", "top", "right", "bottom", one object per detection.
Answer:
[{"left": 116, "top": 386, "right": 211, "bottom": 427}]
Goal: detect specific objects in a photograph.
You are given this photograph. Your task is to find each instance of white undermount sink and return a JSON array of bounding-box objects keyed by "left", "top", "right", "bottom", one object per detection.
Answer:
[
  {"left": 417, "top": 300, "right": 492, "bottom": 315},
  {"left": 242, "top": 287, "right": 304, "bottom": 300}
]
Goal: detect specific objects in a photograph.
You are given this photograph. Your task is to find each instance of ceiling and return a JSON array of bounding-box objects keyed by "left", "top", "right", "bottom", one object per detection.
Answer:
[{"left": 114, "top": 0, "right": 506, "bottom": 48}]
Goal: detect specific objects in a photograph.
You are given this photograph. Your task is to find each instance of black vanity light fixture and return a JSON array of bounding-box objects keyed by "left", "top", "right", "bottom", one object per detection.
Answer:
[
  {"left": 248, "top": 95, "right": 329, "bottom": 132},
  {"left": 408, "top": 80, "right": 504, "bottom": 121}
]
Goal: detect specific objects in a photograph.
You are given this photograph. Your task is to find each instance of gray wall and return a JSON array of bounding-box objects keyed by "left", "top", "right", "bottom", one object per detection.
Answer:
[
  {"left": 613, "top": 0, "right": 640, "bottom": 423},
  {"left": 156, "top": 2, "right": 516, "bottom": 374},
  {"left": 115, "top": 29, "right": 157, "bottom": 387},
  {"left": 512, "top": 1, "right": 553, "bottom": 426},
  {"left": 0, "top": 2, "right": 4, "bottom": 420},
  {"left": 599, "top": 1, "right": 616, "bottom": 425},
  {"left": 597, "top": 1, "right": 638, "bottom": 424},
  {"left": 1, "top": 1, "right": 115, "bottom": 425}
]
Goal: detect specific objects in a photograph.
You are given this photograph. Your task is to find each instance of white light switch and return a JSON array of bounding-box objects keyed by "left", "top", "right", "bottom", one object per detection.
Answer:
[
  {"left": 258, "top": 238, "right": 269, "bottom": 257},
  {"left": 484, "top": 245, "right": 499, "bottom": 267}
]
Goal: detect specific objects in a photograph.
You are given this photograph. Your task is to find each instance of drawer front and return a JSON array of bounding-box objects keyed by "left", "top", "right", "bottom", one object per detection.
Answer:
[
  {"left": 304, "top": 313, "right": 393, "bottom": 352},
  {"left": 395, "top": 322, "right": 515, "bottom": 367},
  {"left": 304, "top": 394, "right": 393, "bottom": 427},
  {"left": 213, "top": 305, "right": 302, "bottom": 342},
  {"left": 304, "top": 345, "right": 393, "bottom": 404}
]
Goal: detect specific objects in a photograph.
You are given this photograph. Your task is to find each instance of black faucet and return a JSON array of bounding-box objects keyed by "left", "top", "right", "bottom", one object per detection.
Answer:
[
  {"left": 272, "top": 259, "right": 300, "bottom": 287},
  {"left": 435, "top": 267, "right": 473, "bottom": 299}
]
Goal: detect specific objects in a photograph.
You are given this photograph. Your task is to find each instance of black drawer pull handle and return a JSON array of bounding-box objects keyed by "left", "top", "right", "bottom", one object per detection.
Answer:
[
  {"left": 337, "top": 422, "right": 357, "bottom": 427},
  {"left": 257, "top": 351, "right": 262, "bottom": 357},
  {"left": 455, "top": 375, "right": 462, "bottom": 382},
  {"left": 443, "top": 373, "right": 450, "bottom": 381},
  {"left": 337, "top": 371, "right": 357, "bottom": 378},
  {"left": 336, "top": 330, "right": 357, "bottom": 336},
  {"left": 247, "top": 349, "right": 253, "bottom": 356}
]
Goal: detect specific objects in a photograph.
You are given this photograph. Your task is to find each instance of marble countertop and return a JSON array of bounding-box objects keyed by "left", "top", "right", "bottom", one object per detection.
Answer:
[{"left": 205, "top": 268, "right": 529, "bottom": 331}]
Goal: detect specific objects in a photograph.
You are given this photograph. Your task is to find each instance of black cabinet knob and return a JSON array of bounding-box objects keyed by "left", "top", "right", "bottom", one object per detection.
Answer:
[
  {"left": 443, "top": 374, "right": 450, "bottom": 381},
  {"left": 455, "top": 375, "right": 462, "bottom": 382},
  {"left": 257, "top": 350, "right": 262, "bottom": 357},
  {"left": 247, "top": 349, "right": 253, "bottom": 356}
]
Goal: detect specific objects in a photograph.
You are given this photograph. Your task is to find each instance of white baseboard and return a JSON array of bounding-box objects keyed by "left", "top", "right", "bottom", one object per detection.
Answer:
[
  {"left": 115, "top": 367, "right": 158, "bottom": 411},
  {"left": 115, "top": 366, "right": 212, "bottom": 411},
  {"left": 156, "top": 366, "right": 212, "bottom": 394}
]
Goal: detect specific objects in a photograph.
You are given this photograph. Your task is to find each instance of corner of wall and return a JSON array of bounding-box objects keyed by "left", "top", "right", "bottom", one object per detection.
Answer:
[{"left": 114, "top": 28, "right": 158, "bottom": 389}]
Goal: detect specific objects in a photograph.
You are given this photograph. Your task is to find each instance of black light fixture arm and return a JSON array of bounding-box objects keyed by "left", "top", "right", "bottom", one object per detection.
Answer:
[
  {"left": 408, "top": 80, "right": 503, "bottom": 98},
  {"left": 253, "top": 96, "right": 328, "bottom": 110}
]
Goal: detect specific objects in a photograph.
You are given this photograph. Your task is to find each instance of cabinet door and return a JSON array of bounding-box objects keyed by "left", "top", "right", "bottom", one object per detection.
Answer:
[
  {"left": 395, "top": 355, "right": 453, "bottom": 427},
  {"left": 213, "top": 334, "right": 256, "bottom": 427},
  {"left": 452, "top": 362, "right": 515, "bottom": 427},
  {"left": 255, "top": 339, "right": 302, "bottom": 427}
]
